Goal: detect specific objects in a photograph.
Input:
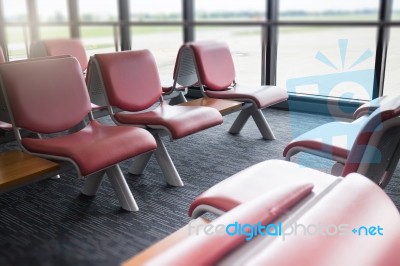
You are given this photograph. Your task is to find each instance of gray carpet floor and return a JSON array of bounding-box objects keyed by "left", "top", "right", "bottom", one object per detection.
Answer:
[{"left": 0, "top": 108, "right": 399, "bottom": 266}]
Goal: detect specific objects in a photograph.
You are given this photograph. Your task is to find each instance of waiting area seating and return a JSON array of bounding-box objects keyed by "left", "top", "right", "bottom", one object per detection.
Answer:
[
  {"left": 173, "top": 41, "right": 288, "bottom": 139},
  {"left": 87, "top": 50, "right": 223, "bottom": 186},
  {"left": 126, "top": 159, "right": 400, "bottom": 265},
  {"left": 0, "top": 56, "right": 158, "bottom": 211},
  {"left": 284, "top": 95, "right": 400, "bottom": 188}
]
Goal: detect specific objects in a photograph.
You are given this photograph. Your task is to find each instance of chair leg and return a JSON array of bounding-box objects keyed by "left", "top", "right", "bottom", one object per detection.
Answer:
[
  {"left": 168, "top": 91, "right": 187, "bottom": 105},
  {"left": 153, "top": 133, "right": 184, "bottom": 187},
  {"left": 229, "top": 107, "right": 252, "bottom": 134},
  {"left": 128, "top": 151, "right": 153, "bottom": 175},
  {"left": 50, "top": 174, "right": 61, "bottom": 179},
  {"left": 106, "top": 165, "right": 139, "bottom": 211},
  {"left": 251, "top": 108, "right": 276, "bottom": 140},
  {"left": 81, "top": 170, "right": 106, "bottom": 196}
]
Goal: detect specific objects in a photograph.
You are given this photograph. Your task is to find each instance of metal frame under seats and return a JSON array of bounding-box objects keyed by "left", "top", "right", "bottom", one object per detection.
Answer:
[
  {"left": 0, "top": 56, "right": 157, "bottom": 211},
  {"left": 284, "top": 95, "right": 400, "bottom": 188},
  {"left": 89, "top": 50, "right": 223, "bottom": 187},
  {"left": 173, "top": 41, "right": 288, "bottom": 140}
]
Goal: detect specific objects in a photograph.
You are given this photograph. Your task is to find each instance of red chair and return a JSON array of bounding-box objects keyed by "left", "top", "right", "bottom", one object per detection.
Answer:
[
  {"left": 128, "top": 160, "right": 400, "bottom": 266},
  {"left": 0, "top": 56, "right": 157, "bottom": 211},
  {"left": 174, "top": 41, "right": 288, "bottom": 140},
  {"left": 30, "top": 39, "right": 88, "bottom": 72},
  {"left": 88, "top": 50, "right": 223, "bottom": 186},
  {"left": 283, "top": 95, "right": 400, "bottom": 188},
  {"left": 30, "top": 38, "right": 108, "bottom": 117}
]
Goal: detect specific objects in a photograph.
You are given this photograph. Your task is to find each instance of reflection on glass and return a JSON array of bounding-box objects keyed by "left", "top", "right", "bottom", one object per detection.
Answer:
[
  {"left": 384, "top": 28, "right": 400, "bottom": 96},
  {"left": 195, "top": 0, "right": 265, "bottom": 21},
  {"left": 79, "top": 0, "right": 118, "bottom": 22},
  {"left": 277, "top": 27, "right": 376, "bottom": 101},
  {"left": 130, "top": 0, "right": 182, "bottom": 21},
  {"left": 279, "top": 0, "right": 379, "bottom": 21},
  {"left": 195, "top": 27, "right": 262, "bottom": 85},
  {"left": 80, "top": 27, "right": 116, "bottom": 56},
  {"left": 37, "top": 0, "right": 68, "bottom": 22},
  {"left": 131, "top": 26, "right": 182, "bottom": 80}
]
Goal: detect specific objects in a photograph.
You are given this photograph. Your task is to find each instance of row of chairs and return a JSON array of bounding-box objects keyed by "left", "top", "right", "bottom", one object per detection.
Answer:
[{"left": 1, "top": 39, "right": 399, "bottom": 209}]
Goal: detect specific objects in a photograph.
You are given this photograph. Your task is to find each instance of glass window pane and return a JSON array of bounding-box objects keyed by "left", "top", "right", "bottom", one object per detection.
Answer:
[
  {"left": 393, "top": 0, "right": 400, "bottom": 20},
  {"left": 280, "top": 0, "right": 379, "bottom": 21},
  {"left": 37, "top": 0, "right": 68, "bottom": 22},
  {"left": 195, "top": 0, "right": 265, "bottom": 21},
  {"left": 80, "top": 26, "right": 117, "bottom": 56},
  {"left": 130, "top": 0, "right": 182, "bottom": 21},
  {"left": 277, "top": 27, "right": 376, "bottom": 101},
  {"left": 39, "top": 26, "right": 70, "bottom": 39},
  {"left": 6, "top": 27, "right": 29, "bottom": 60},
  {"left": 79, "top": 0, "right": 118, "bottom": 22},
  {"left": 383, "top": 28, "right": 400, "bottom": 96},
  {"left": 195, "top": 26, "right": 262, "bottom": 85},
  {"left": 3, "top": 0, "right": 27, "bottom": 22},
  {"left": 131, "top": 26, "right": 182, "bottom": 80}
]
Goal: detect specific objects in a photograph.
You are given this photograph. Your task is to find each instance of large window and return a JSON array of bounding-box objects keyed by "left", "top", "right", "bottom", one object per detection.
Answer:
[{"left": 1, "top": 0, "right": 399, "bottom": 105}]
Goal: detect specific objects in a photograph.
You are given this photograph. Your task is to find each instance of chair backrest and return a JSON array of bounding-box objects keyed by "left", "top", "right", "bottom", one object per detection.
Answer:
[
  {"left": 189, "top": 41, "right": 236, "bottom": 91},
  {"left": 0, "top": 47, "right": 5, "bottom": 63},
  {"left": 343, "top": 95, "right": 400, "bottom": 185},
  {"left": 172, "top": 44, "right": 199, "bottom": 88},
  {"left": 94, "top": 50, "right": 162, "bottom": 112},
  {"left": 30, "top": 39, "right": 88, "bottom": 71},
  {"left": 0, "top": 56, "right": 91, "bottom": 134}
]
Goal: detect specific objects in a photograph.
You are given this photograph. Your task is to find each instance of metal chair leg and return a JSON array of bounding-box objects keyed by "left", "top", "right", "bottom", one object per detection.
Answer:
[
  {"left": 153, "top": 133, "right": 184, "bottom": 187},
  {"left": 229, "top": 107, "right": 252, "bottom": 134},
  {"left": 106, "top": 165, "right": 139, "bottom": 211},
  {"left": 128, "top": 151, "right": 153, "bottom": 175},
  {"left": 81, "top": 170, "right": 106, "bottom": 196},
  {"left": 251, "top": 108, "right": 276, "bottom": 140}
]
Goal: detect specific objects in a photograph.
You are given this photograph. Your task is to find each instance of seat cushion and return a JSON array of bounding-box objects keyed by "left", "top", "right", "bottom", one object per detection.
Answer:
[
  {"left": 21, "top": 120, "right": 157, "bottom": 176},
  {"left": 114, "top": 103, "right": 223, "bottom": 139},
  {"left": 188, "top": 159, "right": 339, "bottom": 217},
  {"left": 206, "top": 84, "right": 287, "bottom": 109}
]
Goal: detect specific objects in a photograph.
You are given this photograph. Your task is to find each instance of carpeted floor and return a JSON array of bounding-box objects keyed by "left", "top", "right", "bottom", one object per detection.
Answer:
[{"left": 0, "top": 108, "right": 399, "bottom": 266}]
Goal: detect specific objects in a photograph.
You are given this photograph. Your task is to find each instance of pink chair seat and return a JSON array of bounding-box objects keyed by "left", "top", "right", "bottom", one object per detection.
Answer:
[
  {"left": 206, "top": 84, "right": 287, "bottom": 109},
  {"left": 114, "top": 103, "right": 223, "bottom": 139},
  {"left": 21, "top": 120, "right": 156, "bottom": 176},
  {"left": 188, "top": 159, "right": 339, "bottom": 217},
  {"left": 283, "top": 116, "right": 368, "bottom": 161}
]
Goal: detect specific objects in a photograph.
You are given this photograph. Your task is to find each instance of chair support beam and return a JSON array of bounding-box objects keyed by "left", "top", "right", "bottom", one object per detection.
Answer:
[
  {"left": 106, "top": 164, "right": 139, "bottom": 211},
  {"left": 128, "top": 151, "right": 153, "bottom": 175},
  {"left": 153, "top": 133, "right": 184, "bottom": 187}
]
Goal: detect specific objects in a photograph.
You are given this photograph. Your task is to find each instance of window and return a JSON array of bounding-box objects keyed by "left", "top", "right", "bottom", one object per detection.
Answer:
[
  {"left": 277, "top": 27, "right": 376, "bottom": 101},
  {"left": 130, "top": 0, "right": 182, "bottom": 21},
  {"left": 279, "top": 0, "right": 379, "bottom": 21}
]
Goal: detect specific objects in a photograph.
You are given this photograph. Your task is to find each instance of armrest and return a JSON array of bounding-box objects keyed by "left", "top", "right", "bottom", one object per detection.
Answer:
[{"left": 144, "top": 182, "right": 313, "bottom": 266}]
